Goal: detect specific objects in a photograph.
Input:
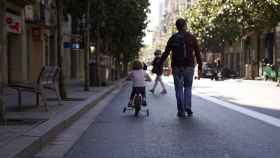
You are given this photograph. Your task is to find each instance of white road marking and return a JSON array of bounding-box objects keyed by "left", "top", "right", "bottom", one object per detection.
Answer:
[{"left": 166, "top": 82, "right": 280, "bottom": 128}]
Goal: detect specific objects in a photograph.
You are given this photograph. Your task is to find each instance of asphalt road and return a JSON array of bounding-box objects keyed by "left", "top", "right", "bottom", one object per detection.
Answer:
[{"left": 64, "top": 82, "right": 280, "bottom": 158}]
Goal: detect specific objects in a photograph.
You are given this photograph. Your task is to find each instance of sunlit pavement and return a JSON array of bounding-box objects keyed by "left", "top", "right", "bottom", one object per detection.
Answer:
[
  {"left": 63, "top": 78, "right": 280, "bottom": 158},
  {"left": 163, "top": 76, "right": 280, "bottom": 118}
]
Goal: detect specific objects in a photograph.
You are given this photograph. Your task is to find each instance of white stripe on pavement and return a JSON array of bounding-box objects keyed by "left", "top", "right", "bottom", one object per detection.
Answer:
[{"left": 166, "top": 82, "right": 280, "bottom": 128}]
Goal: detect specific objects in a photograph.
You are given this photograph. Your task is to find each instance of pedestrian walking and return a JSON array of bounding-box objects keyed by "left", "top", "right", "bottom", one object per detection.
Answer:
[
  {"left": 150, "top": 49, "right": 167, "bottom": 94},
  {"left": 158, "top": 18, "right": 202, "bottom": 117}
]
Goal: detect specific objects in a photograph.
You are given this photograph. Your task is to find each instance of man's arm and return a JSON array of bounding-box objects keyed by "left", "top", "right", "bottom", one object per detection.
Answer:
[
  {"left": 193, "top": 36, "right": 202, "bottom": 70},
  {"left": 159, "top": 38, "right": 172, "bottom": 66}
]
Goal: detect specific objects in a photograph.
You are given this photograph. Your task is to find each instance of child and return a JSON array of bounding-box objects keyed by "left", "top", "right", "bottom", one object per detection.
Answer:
[
  {"left": 128, "top": 61, "right": 151, "bottom": 106},
  {"left": 150, "top": 49, "right": 167, "bottom": 94}
]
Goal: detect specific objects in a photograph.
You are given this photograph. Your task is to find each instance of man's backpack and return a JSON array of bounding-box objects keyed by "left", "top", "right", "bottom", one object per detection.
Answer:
[{"left": 171, "top": 32, "right": 190, "bottom": 66}]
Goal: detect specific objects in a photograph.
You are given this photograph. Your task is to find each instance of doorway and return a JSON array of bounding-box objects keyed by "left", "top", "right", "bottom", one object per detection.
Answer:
[{"left": 7, "top": 33, "right": 22, "bottom": 83}]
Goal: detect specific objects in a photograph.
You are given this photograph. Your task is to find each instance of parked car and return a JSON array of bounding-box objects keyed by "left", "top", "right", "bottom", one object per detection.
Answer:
[{"left": 221, "top": 68, "right": 239, "bottom": 79}]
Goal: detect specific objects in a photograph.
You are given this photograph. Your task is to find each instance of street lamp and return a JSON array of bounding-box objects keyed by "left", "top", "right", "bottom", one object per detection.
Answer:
[{"left": 90, "top": 46, "right": 95, "bottom": 54}]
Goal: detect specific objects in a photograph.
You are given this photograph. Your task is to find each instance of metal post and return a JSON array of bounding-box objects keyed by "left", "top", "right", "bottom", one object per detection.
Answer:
[{"left": 84, "top": 0, "right": 90, "bottom": 91}]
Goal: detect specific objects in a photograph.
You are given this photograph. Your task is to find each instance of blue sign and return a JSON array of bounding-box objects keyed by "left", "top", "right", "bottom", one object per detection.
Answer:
[{"left": 64, "top": 42, "right": 80, "bottom": 49}]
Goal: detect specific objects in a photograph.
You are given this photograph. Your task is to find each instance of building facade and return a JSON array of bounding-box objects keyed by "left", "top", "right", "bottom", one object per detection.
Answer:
[
  {"left": 0, "top": 0, "right": 35, "bottom": 84},
  {"left": 223, "top": 25, "right": 280, "bottom": 79},
  {"left": 0, "top": 0, "right": 79, "bottom": 85},
  {"left": 153, "top": 0, "right": 197, "bottom": 50}
]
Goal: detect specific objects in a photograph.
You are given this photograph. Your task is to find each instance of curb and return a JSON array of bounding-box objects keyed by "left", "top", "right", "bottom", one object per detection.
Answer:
[{"left": 0, "top": 79, "right": 126, "bottom": 158}]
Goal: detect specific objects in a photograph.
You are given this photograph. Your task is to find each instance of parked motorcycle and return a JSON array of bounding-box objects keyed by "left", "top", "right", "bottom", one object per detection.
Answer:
[{"left": 263, "top": 64, "right": 278, "bottom": 81}]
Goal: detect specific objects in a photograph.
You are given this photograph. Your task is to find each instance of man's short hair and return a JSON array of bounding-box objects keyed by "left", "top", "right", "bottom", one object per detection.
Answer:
[{"left": 176, "top": 18, "right": 186, "bottom": 30}]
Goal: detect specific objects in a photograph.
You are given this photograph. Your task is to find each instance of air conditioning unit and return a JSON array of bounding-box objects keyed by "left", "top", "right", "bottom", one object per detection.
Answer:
[{"left": 25, "top": 5, "right": 34, "bottom": 21}]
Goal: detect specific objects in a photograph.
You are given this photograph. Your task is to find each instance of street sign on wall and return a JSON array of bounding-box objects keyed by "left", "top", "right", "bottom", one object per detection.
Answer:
[
  {"left": 64, "top": 42, "right": 80, "bottom": 49},
  {"left": 5, "top": 13, "right": 22, "bottom": 34}
]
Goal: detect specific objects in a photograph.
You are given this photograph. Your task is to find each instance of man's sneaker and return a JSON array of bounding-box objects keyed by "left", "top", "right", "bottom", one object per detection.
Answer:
[
  {"left": 160, "top": 90, "right": 167, "bottom": 94},
  {"left": 186, "top": 109, "right": 193, "bottom": 117},
  {"left": 149, "top": 89, "right": 154, "bottom": 93},
  {"left": 177, "top": 112, "right": 186, "bottom": 118}
]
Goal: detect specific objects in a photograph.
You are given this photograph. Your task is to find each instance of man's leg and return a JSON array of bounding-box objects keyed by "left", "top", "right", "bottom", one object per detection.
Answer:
[
  {"left": 183, "top": 67, "right": 194, "bottom": 115},
  {"left": 173, "top": 67, "right": 185, "bottom": 116}
]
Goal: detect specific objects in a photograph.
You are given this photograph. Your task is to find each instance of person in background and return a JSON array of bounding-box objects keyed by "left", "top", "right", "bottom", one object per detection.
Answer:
[{"left": 150, "top": 49, "right": 167, "bottom": 94}]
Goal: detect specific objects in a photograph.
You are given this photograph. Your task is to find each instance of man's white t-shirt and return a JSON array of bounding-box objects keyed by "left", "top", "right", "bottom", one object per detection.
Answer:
[{"left": 129, "top": 70, "right": 149, "bottom": 87}]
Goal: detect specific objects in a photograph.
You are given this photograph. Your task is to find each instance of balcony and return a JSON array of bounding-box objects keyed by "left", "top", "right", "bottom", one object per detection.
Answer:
[
  {"left": 25, "top": 1, "right": 53, "bottom": 28},
  {"left": 10, "top": 0, "right": 36, "bottom": 6}
]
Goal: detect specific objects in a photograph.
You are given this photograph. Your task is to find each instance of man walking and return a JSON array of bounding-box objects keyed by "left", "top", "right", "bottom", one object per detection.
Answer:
[{"left": 158, "top": 18, "right": 202, "bottom": 117}]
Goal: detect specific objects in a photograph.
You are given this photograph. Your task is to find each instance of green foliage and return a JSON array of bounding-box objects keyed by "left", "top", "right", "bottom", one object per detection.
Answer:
[
  {"left": 184, "top": 0, "right": 280, "bottom": 52},
  {"left": 64, "top": 0, "right": 150, "bottom": 62}
]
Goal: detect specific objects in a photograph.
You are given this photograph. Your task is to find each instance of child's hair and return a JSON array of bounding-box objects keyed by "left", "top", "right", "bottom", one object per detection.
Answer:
[
  {"left": 132, "top": 60, "right": 143, "bottom": 70},
  {"left": 154, "top": 49, "right": 161, "bottom": 56}
]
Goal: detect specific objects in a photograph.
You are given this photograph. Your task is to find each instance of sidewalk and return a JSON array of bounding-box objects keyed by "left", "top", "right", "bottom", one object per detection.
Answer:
[{"left": 0, "top": 79, "right": 125, "bottom": 158}]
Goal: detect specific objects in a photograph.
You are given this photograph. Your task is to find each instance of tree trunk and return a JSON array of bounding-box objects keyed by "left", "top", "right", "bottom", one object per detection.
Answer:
[
  {"left": 56, "top": 0, "right": 67, "bottom": 98},
  {"left": 0, "top": 0, "right": 5, "bottom": 84},
  {"left": 221, "top": 42, "right": 225, "bottom": 65},
  {"left": 84, "top": 0, "right": 90, "bottom": 91},
  {"left": 116, "top": 55, "right": 121, "bottom": 80},
  {"left": 256, "top": 31, "right": 261, "bottom": 77},
  {"left": 0, "top": 0, "right": 6, "bottom": 121},
  {"left": 95, "top": 27, "right": 101, "bottom": 86},
  {"left": 122, "top": 55, "right": 128, "bottom": 77}
]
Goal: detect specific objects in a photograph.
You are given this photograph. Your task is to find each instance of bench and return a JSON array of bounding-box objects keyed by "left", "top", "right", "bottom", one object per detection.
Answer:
[{"left": 8, "top": 66, "right": 62, "bottom": 111}]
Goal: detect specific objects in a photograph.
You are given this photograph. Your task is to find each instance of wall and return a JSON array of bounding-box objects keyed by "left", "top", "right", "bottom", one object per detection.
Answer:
[{"left": 4, "top": 2, "right": 28, "bottom": 83}]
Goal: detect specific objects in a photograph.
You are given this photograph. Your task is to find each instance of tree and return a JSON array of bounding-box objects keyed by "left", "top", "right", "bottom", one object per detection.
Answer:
[
  {"left": 56, "top": 0, "right": 67, "bottom": 98},
  {"left": 185, "top": 0, "right": 280, "bottom": 55},
  {"left": 64, "top": 0, "right": 150, "bottom": 84},
  {"left": 65, "top": 0, "right": 150, "bottom": 80}
]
